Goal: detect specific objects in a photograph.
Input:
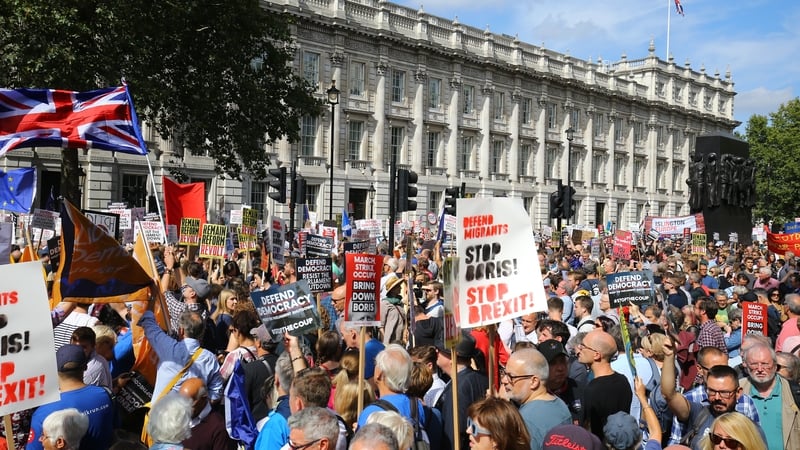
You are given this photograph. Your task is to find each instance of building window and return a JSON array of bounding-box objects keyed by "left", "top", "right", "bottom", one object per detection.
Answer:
[
  {"left": 593, "top": 113, "right": 604, "bottom": 138},
  {"left": 122, "top": 174, "right": 147, "bottom": 207},
  {"left": 523, "top": 197, "right": 533, "bottom": 213},
  {"left": 428, "top": 78, "right": 441, "bottom": 109},
  {"left": 673, "top": 130, "right": 684, "bottom": 149},
  {"left": 460, "top": 136, "right": 473, "bottom": 171},
  {"left": 302, "top": 52, "right": 320, "bottom": 88},
  {"left": 719, "top": 99, "right": 727, "bottom": 114},
  {"left": 570, "top": 109, "right": 580, "bottom": 129},
  {"left": 300, "top": 115, "right": 317, "bottom": 156},
  {"left": 347, "top": 121, "right": 363, "bottom": 161},
  {"left": 427, "top": 131, "right": 440, "bottom": 168},
  {"left": 491, "top": 141, "right": 504, "bottom": 174},
  {"left": 656, "top": 81, "right": 666, "bottom": 97},
  {"left": 614, "top": 117, "right": 624, "bottom": 142},
  {"left": 570, "top": 149, "right": 582, "bottom": 181},
  {"left": 493, "top": 92, "right": 504, "bottom": 120},
  {"left": 545, "top": 146, "right": 559, "bottom": 179},
  {"left": 704, "top": 94, "right": 713, "bottom": 110},
  {"left": 657, "top": 125, "right": 665, "bottom": 147},
  {"left": 633, "top": 157, "right": 646, "bottom": 185},
  {"left": 429, "top": 191, "right": 441, "bottom": 212},
  {"left": 518, "top": 144, "right": 532, "bottom": 176},
  {"left": 463, "top": 85, "right": 475, "bottom": 114},
  {"left": 391, "top": 70, "right": 405, "bottom": 103},
  {"left": 547, "top": 103, "right": 558, "bottom": 129},
  {"left": 633, "top": 122, "right": 645, "bottom": 144},
  {"left": 689, "top": 90, "right": 698, "bottom": 106},
  {"left": 251, "top": 181, "right": 267, "bottom": 216},
  {"left": 673, "top": 84, "right": 682, "bottom": 102},
  {"left": 592, "top": 153, "right": 605, "bottom": 183},
  {"left": 614, "top": 155, "right": 626, "bottom": 185},
  {"left": 672, "top": 163, "right": 684, "bottom": 191},
  {"left": 349, "top": 62, "right": 366, "bottom": 97},
  {"left": 305, "top": 184, "right": 319, "bottom": 211},
  {"left": 388, "top": 126, "right": 404, "bottom": 167},
  {"left": 521, "top": 98, "right": 532, "bottom": 124},
  {"left": 656, "top": 161, "right": 667, "bottom": 189}
]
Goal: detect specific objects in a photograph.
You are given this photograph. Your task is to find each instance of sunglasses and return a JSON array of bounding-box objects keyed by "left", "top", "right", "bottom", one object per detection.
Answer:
[
  {"left": 466, "top": 417, "right": 491, "bottom": 437},
  {"left": 710, "top": 433, "right": 741, "bottom": 448}
]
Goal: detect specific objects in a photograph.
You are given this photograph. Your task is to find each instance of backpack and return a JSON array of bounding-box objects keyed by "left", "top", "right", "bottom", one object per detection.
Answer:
[
  {"left": 680, "top": 404, "right": 712, "bottom": 448},
  {"left": 371, "top": 397, "right": 431, "bottom": 450},
  {"left": 643, "top": 358, "right": 673, "bottom": 444}
]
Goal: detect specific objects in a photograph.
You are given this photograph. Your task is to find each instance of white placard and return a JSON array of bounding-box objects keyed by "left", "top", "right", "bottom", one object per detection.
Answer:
[
  {"left": 0, "top": 262, "right": 60, "bottom": 416},
  {"left": 133, "top": 220, "right": 166, "bottom": 244},
  {"left": 456, "top": 197, "right": 547, "bottom": 327}
]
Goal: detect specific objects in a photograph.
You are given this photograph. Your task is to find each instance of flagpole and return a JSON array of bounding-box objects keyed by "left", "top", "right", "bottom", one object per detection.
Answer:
[
  {"left": 666, "top": 0, "right": 671, "bottom": 61},
  {"left": 144, "top": 152, "right": 166, "bottom": 233}
]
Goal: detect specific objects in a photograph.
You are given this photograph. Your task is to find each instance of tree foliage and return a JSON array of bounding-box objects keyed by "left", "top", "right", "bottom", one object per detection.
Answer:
[
  {"left": 745, "top": 98, "right": 800, "bottom": 225},
  {"left": 0, "top": 0, "right": 322, "bottom": 182}
]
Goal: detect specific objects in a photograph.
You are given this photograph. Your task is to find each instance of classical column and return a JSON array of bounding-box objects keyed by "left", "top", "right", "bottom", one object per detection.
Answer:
[
  {"left": 372, "top": 61, "right": 388, "bottom": 170},
  {"left": 508, "top": 88, "right": 521, "bottom": 180},
  {"left": 446, "top": 76, "right": 462, "bottom": 174},
  {"left": 478, "top": 84, "right": 492, "bottom": 179},
  {"left": 412, "top": 69, "right": 426, "bottom": 173}
]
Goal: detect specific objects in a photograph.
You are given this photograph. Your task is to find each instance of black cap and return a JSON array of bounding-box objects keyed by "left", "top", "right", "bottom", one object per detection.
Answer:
[{"left": 537, "top": 339, "right": 569, "bottom": 362}]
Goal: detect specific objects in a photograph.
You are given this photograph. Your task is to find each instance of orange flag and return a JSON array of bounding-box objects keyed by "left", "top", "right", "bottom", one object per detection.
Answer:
[
  {"left": 129, "top": 223, "right": 171, "bottom": 386},
  {"left": 52, "top": 201, "right": 154, "bottom": 303}
]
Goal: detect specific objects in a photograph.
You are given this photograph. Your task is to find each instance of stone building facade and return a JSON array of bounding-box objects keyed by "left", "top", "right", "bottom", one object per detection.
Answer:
[{"left": 4, "top": 0, "right": 739, "bottom": 233}]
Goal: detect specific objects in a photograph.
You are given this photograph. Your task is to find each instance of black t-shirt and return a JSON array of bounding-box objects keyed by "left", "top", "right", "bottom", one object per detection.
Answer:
[
  {"left": 243, "top": 353, "right": 278, "bottom": 422},
  {"left": 582, "top": 371, "right": 633, "bottom": 438}
]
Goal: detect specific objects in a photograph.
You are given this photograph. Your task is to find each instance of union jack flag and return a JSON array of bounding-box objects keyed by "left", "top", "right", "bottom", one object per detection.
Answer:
[
  {"left": 675, "top": 0, "right": 685, "bottom": 16},
  {"left": 0, "top": 85, "right": 148, "bottom": 157}
]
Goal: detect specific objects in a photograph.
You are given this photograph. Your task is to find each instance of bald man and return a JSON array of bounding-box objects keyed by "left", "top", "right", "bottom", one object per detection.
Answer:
[
  {"left": 576, "top": 330, "right": 632, "bottom": 439},
  {"left": 179, "top": 377, "right": 236, "bottom": 450}
]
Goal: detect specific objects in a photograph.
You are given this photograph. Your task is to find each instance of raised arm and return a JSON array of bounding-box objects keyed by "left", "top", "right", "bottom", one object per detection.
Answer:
[{"left": 660, "top": 336, "right": 691, "bottom": 421}]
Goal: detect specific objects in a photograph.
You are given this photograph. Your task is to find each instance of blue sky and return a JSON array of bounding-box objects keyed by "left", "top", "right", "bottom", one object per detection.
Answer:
[{"left": 393, "top": 0, "right": 798, "bottom": 132}]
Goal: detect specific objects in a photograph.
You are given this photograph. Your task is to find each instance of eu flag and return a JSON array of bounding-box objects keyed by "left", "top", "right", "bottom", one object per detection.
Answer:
[{"left": 0, "top": 167, "right": 36, "bottom": 213}]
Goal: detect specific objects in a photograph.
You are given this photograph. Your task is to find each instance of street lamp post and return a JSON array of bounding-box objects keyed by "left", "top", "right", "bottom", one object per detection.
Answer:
[
  {"left": 565, "top": 127, "right": 574, "bottom": 225},
  {"left": 368, "top": 183, "right": 376, "bottom": 219},
  {"left": 327, "top": 81, "right": 340, "bottom": 221}
]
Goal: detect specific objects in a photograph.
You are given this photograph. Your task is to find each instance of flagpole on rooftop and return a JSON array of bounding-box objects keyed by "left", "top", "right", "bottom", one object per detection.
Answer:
[{"left": 666, "top": 0, "right": 671, "bottom": 61}]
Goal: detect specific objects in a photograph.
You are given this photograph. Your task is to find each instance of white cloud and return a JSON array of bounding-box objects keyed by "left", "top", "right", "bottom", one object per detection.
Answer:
[{"left": 735, "top": 86, "right": 795, "bottom": 122}]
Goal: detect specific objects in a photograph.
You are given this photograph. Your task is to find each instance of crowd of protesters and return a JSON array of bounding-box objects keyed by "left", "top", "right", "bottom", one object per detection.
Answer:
[{"left": 2, "top": 231, "right": 800, "bottom": 450}]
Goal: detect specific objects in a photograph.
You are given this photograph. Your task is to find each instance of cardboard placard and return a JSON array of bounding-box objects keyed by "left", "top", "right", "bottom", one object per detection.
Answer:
[
  {"left": 179, "top": 218, "right": 201, "bottom": 246},
  {"left": 306, "top": 234, "right": 333, "bottom": 258},
  {"left": 606, "top": 271, "right": 656, "bottom": 307},
  {"left": 133, "top": 220, "right": 166, "bottom": 245},
  {"left": 343, "top": 253, "right": 382, "bottom": 326},
  {"left": 270, "top": 217, "right": 285, "bottom": 266},
  {"left": 199, "top": 223, "right": 227, "bottom": 258},
  {"left": 612, "top": 230, "right": 633, "bottom": 260},
  {"left": 295, "top": 257, "right": 333, "bottom": 293},
  {"left": 84, "top": 210, "right": 121, "bottom": 240},
  {"left": 251, "top": 280, "right": 320, "bottom": 339},
  {"left": 343, "top": 240, "right": 369, "bottom": 254},
  {"left": 741, "top": 302, "right": 767, "bottom": 336}
]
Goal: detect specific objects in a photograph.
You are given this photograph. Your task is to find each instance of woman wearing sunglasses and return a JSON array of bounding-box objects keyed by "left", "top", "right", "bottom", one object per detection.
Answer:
[
  {"left": 700, "top": 412, "right": 766, "bottom": 450},
  {"left": 465, "top": 397, "right": 530, "bottom": 450}
]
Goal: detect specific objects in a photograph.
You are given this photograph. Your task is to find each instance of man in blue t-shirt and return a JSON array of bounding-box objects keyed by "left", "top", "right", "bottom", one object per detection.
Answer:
[{"left": 27, "top": 344, "right": 114, "bottom": 450}]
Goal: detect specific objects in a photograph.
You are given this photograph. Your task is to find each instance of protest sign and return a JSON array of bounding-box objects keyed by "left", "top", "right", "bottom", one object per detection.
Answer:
[
  {"left": 114, "top": 371, "right": 154, "bottom": 414},
  {"left": 31, "top": 209, "right": 58, "bottom": 231},
  {"left": 199, "top": 224, "right": 227, "bottom": 259},
  {"left": 295, "top": 258, "right": 333, "bottom": 293},
  {"left": 0, "top": 262, "right": 60, "bottom": 416},
  {"left": 612, "top": 230, "right": 632, "bottom": 260},
  {"left": 355, "top": 219, "right": 382, "bottom": 237},
  {"left": 691, "top": 233, "right": 707, "bottom": 255},
  {"left": 239, "top": 208, "right": 258, "bottom": 252},
  {"left": 767, "top": 230, "right": 800, "bottom": 255},
  {"left": 444, "top": 214, "right": 457, "bottom": 235},
  {"left": 456, "top": 197, "right": 546, "bottom": 327},
  {"left": 107, "top": 206, "right": 132, "bottom": 230},
  {"left": 785, "top": 222, "right": 800, "bottom": 234},
  {"left": 179, "top": 218, "right": 201, "bottom": 246},
  {"left": 122, "top": 207, "right": 146, "bottom": 244},
  {"left": 84, "top": 210, "right": 120, "bottom": 240},
  {"left": 344, "top": 253, "right": 382, "bottom": 326},
  {"left": 229, "top": 209, "right": 243, "bottom": 225},
  {"left": 270, "top": 217, "right": 285, "bottom": 266},
  {"left": 741, "top": 302, "right": 767, "bottom": 336},
  {"left": 297, "top": 230, "right": 309, "bottom": 256},
  {"left": 251, "top": 280, "right": 320, "bottom": 340},
  {"left": 133, "top": 220, "right": 166, "bottom": 244},
  {"left": 47, "top": 237, "right": 61, "bottom": 273},
  {"left": 166, "top": 224, "right": 178, "bottom": 244},
  {"left": 606, "top": 271, "right": 655, "bottom": 307},
  {"left": 320, "top": 225, "right": 338, "bottom": 247},
  {"left": 644, "top": 213, "right": 705, "bottom": 236},
  {"left": 343, "top": 240, "right": 370, "bottom": 254},
  {"left": 306, "top": 234, "right": 333, "bottom": 258}
]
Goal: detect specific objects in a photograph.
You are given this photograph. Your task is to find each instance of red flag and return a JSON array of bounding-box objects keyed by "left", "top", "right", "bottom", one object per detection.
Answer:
[{"left": 162, "top": 176, "right": 206, "bottom": 228}]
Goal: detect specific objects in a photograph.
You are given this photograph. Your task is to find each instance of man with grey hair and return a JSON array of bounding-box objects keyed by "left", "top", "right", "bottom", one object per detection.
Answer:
[
  {"left": 254, "top": 352, "right": 296, "bottom": 446},
  {"left": 287, "top": 407, "right": 340, "bottom": 450},
  {"left": 40, "top": 409, "right": 89, "bottom": 450},
  {"left": 139, "top": 307, "right": 224, "bottom": 403},
  {"left": 739, "top": 342, "right": 800, "bottom": 450},
  {"left": 776, "top": 293, "right": 800, "bottom": 352},
  {"left": 502, "top": 347, "right": 571, "bottom": 449},
  {"left": 349, "top": 422, "right": 400, "bottom": 450},
  {"left": 753, "top": 266, "right": 779, "bottom": 291},
  {"left": 356, "top": 344, "right": 427, "bottom": 429}
]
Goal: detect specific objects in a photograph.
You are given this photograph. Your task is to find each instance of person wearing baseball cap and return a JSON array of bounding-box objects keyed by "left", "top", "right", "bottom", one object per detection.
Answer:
[
  {"left": 27, "top": 345, "right": 115, "bottom": 450},
  {"left": 542, "top": 424, "right": 602, "bottom": 450},
  {"left": 538, "top": 339, "right": 583, "bottom": 423}
]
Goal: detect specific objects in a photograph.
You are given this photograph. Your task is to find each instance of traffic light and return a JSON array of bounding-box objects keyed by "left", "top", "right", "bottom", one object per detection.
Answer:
[
  {"left": 549, "top": 187, "right": 564, "bottom": 219},
  {"left": 443, "top": 186, "right": 460, "bottom": 216},
  {"left": 268, "top": 167, "right": 287, "bottom": 203},
  {"left": 563, "top": 185, "right": 577, "bottom": 220},
  {"left": 397, "top": 169, "right": 418, "bottom": 212},
  {"left": 293, "top": 177, "right": 306, "bottom": 205}
]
